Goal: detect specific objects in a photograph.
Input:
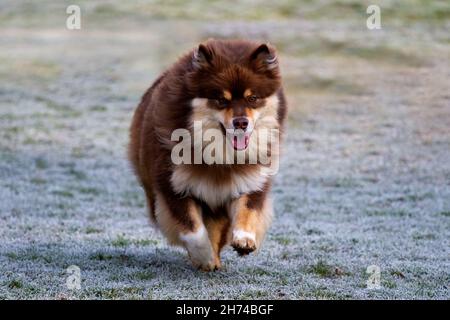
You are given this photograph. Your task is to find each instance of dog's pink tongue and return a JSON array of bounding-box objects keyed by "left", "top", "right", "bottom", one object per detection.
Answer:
[{"left": 233, "top": 134, "right": 249, "bottom": 150}]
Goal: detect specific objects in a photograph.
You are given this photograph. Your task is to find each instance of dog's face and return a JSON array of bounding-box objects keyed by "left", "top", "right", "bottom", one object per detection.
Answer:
[{"left": 187, "top": 40, "right": 281, "bottom": 151}]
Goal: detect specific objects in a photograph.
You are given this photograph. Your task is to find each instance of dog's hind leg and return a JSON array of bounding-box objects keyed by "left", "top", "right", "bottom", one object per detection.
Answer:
[
  {"left": 154, "top": 191, "right": 219, "bottom": 271},
  {"left": 229, "top": 190, "right": 273, "bottom": 256}
]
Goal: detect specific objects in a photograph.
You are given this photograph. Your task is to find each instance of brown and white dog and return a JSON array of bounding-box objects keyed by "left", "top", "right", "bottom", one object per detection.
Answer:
[{"left": 129, "top": 39, "right": 287, "bottom": 271}]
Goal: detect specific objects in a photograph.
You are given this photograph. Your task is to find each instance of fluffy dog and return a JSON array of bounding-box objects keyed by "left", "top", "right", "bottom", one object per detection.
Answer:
[{"left": 129, "top": 39, "right": 287, "bottom": 270}]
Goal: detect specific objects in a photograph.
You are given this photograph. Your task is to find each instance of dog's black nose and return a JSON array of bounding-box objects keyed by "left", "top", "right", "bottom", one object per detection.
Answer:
[{"left": 232, "top": 117, "right": 249, "bottom": 131}]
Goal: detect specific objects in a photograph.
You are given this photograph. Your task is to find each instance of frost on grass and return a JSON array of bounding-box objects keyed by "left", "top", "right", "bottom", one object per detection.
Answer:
[{"left": 0, "top": 0, "right": 449, "bottom": 299}]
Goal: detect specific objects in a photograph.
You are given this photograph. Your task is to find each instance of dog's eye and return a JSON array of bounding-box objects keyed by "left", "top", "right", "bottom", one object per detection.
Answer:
[{"left": 247, "top": 95, "right": 258, "bottom": 103}]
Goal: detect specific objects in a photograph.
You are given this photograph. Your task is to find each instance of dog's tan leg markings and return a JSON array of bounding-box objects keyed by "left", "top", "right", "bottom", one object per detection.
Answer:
[
  {"left": 154, "top": 193, "right": 218, "bottom": 271},
  {"left": 231, "top": 198, "right": 258, "bottom": 255},
  {"left": 229, "top": 195, "right": 272, "bottom": 256},
  {"left": 204, "top": 215, "right": 230, "bottom": 269}
]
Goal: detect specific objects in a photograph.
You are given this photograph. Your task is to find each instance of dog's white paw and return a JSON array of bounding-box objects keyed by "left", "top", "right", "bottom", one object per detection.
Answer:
[
  {"left": 231, "top": 230, "right": 257, "bottom": 256},
  {"left": 180, "top": 226, "right": 220, "bottom": 271}
]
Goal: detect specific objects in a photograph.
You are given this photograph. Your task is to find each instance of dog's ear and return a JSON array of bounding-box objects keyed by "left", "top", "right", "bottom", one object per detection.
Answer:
[
  {"left": 250, "top": 43, "right": 278, "bottom": 72},
  {"left": 193, "top": 44, "right": 214, "bottom": 69}
]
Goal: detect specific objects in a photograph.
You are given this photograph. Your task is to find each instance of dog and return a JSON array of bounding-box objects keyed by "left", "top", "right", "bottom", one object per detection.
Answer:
[{"left": 129, "top": 39, "right": 287, "bottom": 271}]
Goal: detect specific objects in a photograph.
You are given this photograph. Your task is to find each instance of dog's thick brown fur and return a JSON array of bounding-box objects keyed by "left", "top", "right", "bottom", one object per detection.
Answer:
[{"left": 129, "top": 39, "right": 287, "bottom": 271}]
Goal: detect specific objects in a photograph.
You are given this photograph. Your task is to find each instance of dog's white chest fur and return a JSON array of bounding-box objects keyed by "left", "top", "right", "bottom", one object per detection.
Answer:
[{"left": 171, "top": 165, "right": 270, "bottom": 207}]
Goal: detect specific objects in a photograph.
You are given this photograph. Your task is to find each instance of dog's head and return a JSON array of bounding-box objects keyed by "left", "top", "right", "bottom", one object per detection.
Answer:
[{"left": 187, "top": 39, "right": 282, "bottom": 151}]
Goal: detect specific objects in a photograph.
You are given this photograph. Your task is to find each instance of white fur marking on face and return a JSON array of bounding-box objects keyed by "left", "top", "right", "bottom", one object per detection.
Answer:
[
  {"left": 252, "top": 109, "right": 260, "bottom": 123},
  {"left": 180, "top": 225, "right": 215, "bottom": 267},
  {"left": 233, "top": 230, "right": 256, "bottom": 242},
  {"left": 190, "top": 97, "right": 224, "bottom": 133},
  {"left": 191, "top": 98, "right": 208, "bottom": 108},
  {"left": 256, "top": 94, "right": 279, "bottom": 127}
]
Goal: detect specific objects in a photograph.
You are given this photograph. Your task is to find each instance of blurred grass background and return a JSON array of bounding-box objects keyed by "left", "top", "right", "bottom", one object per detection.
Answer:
[
  {"left": 0, "top": 0, "right": 448, "bottom": 101},
  {"left": 1, "top": 0, "right": 449, "bottom": 25}
]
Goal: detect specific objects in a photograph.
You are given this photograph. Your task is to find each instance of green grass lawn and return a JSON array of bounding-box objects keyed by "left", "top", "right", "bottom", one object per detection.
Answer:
[{"left": 0, "top": 0, "right": 449, "bottom": 299}]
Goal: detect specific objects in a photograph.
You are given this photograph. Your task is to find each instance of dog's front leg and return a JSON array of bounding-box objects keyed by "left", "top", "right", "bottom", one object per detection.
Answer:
[
  {"left": 229, "top": 188, "right": 273, "bottom": 256},
  {"left": 154, "top": 190, "right": 219, "bottom": 271}
]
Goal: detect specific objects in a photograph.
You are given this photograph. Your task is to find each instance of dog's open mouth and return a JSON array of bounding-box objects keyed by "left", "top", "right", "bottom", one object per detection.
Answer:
[
  {"left": 232, "top": 133, "right": 250, "bottom": 150},
  {"left": 221, "top": 124, "right": 251, "bottom": 151}
]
